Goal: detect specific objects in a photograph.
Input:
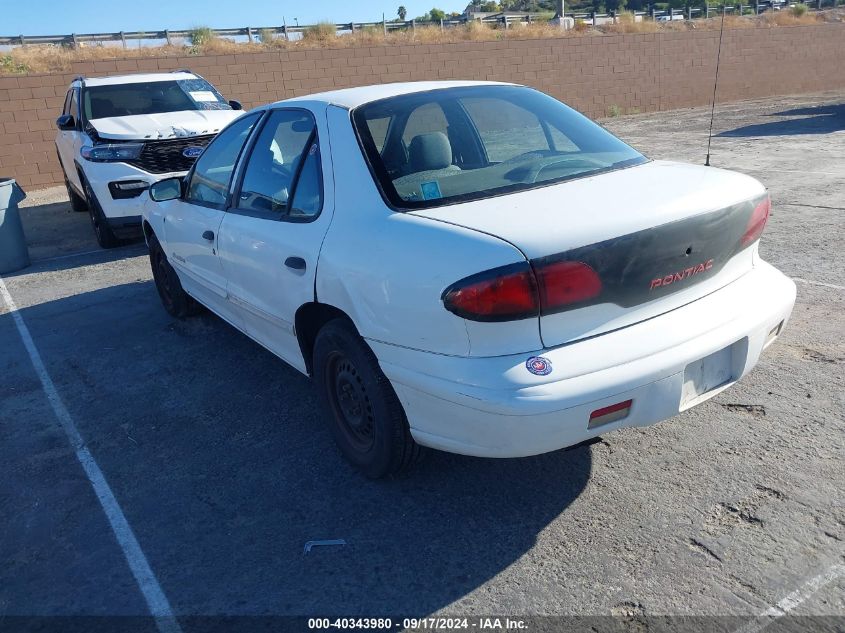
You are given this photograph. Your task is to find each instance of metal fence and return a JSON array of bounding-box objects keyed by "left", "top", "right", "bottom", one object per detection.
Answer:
[{"left": 0, "top": 3, "right": 837, "bottom": 49}]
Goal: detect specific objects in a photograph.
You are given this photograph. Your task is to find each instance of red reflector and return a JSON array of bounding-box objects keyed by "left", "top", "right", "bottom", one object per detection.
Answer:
[
  {"left": 741, "top": 195, "right": 770, "bottom": 246},
  {"left": 442, "top": 264, "right": 539, "bottom": 321},
  {"left": 536, "top": 260, "right": 602, "bottom": 312},
  {"left": 589, "top": 399, "right": 633, "bottom": 421}
]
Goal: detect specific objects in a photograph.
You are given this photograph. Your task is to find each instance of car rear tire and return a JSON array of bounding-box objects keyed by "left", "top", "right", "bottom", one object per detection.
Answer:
[
  {"left": 148, "top": 233, "right": 203, "bottom": 319},
  {"left": 81, "top": 173, "right": 120, "bottom": 249},
  {"left": 64, "top": 177, "right": 88, "bottom": 213},
  {"left": 313, "top": 318, "right": 424, "bottom": 479}
]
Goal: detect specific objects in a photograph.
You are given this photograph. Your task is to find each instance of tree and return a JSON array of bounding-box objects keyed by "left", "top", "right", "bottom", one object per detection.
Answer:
[
  {"left": 430, "top": 7, "right": 447, "bottom": 20},
  {"left": 605, "top": 0, "right": 626, "bottom": 10},
  {"left": 397, "top": 5, "right": 407, "bottom": 20},
  {"left": 479, "top": 1, "right": 500, "bottom": 9}
]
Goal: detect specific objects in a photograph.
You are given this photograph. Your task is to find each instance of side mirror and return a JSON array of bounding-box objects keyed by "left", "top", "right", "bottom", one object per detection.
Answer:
[
  {"left": 56, "top": 114, "right": 76, "bottom": 131},
  {"left": 228, "top": 99, "right": 243, "bottom": 111},
  {"left": 149, "top": 177, "right": 183, "bottom": 202}
]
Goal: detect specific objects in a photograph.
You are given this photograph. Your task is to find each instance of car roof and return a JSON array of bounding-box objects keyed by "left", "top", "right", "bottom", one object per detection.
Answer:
[
  {"left": 76, "top": 71, "right": 198, "bottom": 87},
  {"left": 278, "top": 80, "right": 519, "bottom": 110}
]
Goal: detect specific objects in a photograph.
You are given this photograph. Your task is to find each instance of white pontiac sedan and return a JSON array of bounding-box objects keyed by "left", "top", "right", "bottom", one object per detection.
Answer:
[{"left": 142, "top": 81, "right": 796, "bottom": 478}]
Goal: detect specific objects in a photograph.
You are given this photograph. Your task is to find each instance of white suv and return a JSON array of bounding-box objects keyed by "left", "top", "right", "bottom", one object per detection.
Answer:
[{"left": 55, "top": 71, "right": 244, "bottom": 248}]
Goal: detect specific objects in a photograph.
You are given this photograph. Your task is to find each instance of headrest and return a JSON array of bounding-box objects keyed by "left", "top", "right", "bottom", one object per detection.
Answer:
[{"left": 408, "top": 132, "right": 452, "bottom": 172}]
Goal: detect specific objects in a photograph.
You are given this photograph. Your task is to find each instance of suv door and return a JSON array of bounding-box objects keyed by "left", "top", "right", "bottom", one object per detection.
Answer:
[
  {"left": 56, "top": 87, "right": 84, "bottom": 191},
  {"left": 217, "top": 105, "right": 334, "bottom": 372},
  {"left": 160, "top": 111, "right": 262, "bottom": 321}
]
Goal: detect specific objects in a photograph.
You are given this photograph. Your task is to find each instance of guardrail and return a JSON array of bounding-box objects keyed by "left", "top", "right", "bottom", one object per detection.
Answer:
[{"left": 0, "top": 3, "right": 836, "bottom": 48}]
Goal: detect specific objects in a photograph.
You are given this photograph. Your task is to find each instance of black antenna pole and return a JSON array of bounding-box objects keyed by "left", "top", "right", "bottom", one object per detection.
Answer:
[{"left": 705, "top": 5, "right": 726, "bottom": 167}]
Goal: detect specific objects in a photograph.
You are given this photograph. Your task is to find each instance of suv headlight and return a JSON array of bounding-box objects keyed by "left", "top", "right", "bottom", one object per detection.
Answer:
[{"left": 81, "top": 143, "right": 144, "bottom": 162}]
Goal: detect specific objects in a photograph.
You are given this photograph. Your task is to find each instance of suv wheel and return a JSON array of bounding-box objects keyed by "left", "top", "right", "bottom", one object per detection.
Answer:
[
  {"left": 64, "top": 177, "right": 88, "bottom": 213},
  {"left": 313, "top": 318, "right": 424, "bottom": 478},
  {"left": 80, "top": 172, "right": 120, "bottom": 249}
]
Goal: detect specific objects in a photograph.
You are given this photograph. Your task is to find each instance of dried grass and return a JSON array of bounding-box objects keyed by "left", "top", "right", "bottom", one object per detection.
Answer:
[{"left": 0, "top": 12, "right": 831, "bottom": 76}]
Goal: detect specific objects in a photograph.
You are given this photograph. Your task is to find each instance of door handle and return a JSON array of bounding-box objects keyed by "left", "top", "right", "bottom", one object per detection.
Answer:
[
  {"left": 285, "top": 256, "right": 306, "bottom": 271},
  {"left": 202, "top": 230, "right": 214, "bottom": 241}
]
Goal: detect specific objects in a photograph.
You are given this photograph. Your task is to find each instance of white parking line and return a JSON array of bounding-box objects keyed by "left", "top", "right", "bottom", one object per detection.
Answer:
[
  {"left": 732, "top": 564, "right": 845, "bottom": 633},
  {"left": 0, "top": 276, "right": 182, "bottom": 633},
  {"left": 792, "top": 278, "right": 845, "bottom": 291}
]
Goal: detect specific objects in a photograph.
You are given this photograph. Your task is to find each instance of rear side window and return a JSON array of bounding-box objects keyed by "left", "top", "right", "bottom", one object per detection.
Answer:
[
  {"left": 402, "top": 103, "right": 448, "bottom": 144},
  {"left": 353, "top": 85, "right": 647, "bottom": 210},
  {"left": 234, "top": 109, "right": 322, "bottom": 219},
  {"left": 185, "top": 113, "right": 260, "bottom": 209},
  {"left": 461, "top": 97, "right": 577, "bottom": 162}
]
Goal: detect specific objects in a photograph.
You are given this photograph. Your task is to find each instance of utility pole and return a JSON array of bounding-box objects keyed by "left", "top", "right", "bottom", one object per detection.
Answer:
[{"left": 554, "top": 0, "right": 567, "bottom": 28}]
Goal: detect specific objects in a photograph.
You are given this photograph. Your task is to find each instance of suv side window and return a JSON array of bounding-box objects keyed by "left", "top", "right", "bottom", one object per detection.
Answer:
[
  {"left": 67, "top": 89, "right": 80, "bottom": 127},
  {"left": 185, "top": 113, "right": 260, "bottom": 209},
  {"left": 62, "top": 90, "right": 73, "bottom": 116},
  {"left": 234, "top": 109, "right": 322, "bottom": 219}
]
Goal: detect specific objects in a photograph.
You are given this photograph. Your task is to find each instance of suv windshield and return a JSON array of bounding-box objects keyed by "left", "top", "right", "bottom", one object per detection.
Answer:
[
  {"left": 83, "top": 79, "right": 231, "bottom": 120},
  {"left": 352, "top": 85, "right": 648, "bottom": 209}
]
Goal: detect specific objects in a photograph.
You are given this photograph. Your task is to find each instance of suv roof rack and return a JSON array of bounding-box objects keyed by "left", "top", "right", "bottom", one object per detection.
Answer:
[
  {"left": 172, "top": 69, "right": 193, "bottom": 74},
  {"left": 72, "top": 75, "right": 86, "bottom": 86}
]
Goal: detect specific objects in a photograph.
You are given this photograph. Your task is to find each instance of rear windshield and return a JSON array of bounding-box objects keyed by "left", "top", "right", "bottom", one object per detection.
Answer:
[
  {"left": 83, "top": 79, "right": 231, "bottom": 120},
  {"left": 352, "top": 85, "right": 648, "bottom": 209}
]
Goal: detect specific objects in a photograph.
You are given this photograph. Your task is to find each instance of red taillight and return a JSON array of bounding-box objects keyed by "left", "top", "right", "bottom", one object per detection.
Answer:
[
  {"left": 442, "top": 263, "right": 539, "bottom": 322},
  {"left": 536, "top": 260, "right": 602, "bottom": 313},
  {"left": 741, "top": 195, "right": 770, "bottom": 246},
  {"left": 443, "top": 260, "right": 603, "bottom": 322}
]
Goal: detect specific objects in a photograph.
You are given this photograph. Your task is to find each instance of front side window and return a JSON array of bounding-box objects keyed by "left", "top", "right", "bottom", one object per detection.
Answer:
[
  {"left": 235, "top": 109, "right": 322, "bottom": 219},
  {"left": 185, "top": 113, "right": 260, "bottom": 209},
  {"left": 82, "top": 78, "right": 231, "bottom": 120},
  {"left": 62, "top": 90, "right": 73, "bottom": 116},
  {"left": 68, "top": 89, "right": 80, "bottom": 122},
  {"left": 353, "top": 85, "right": 647, "bottom": 210}
]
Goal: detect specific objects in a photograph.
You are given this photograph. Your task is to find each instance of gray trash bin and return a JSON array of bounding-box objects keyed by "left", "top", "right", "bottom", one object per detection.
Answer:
[{"left": 0, "top": 177, "right": 29, "bottom": 274}]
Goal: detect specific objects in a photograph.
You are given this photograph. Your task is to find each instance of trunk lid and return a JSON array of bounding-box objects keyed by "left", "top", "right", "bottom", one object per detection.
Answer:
[{"left": 417, "top": 160, "right": 768, "bottom": 348}]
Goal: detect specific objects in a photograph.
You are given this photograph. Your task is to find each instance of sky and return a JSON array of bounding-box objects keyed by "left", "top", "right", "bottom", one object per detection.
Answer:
[{"left": 0, "top": 0, "right": 469, "bottom": 36}]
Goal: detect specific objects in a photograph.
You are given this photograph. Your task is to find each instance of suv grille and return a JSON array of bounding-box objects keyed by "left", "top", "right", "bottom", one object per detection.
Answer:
[{"left": 126, "top": 135, "right": 215, "bottom": 174}]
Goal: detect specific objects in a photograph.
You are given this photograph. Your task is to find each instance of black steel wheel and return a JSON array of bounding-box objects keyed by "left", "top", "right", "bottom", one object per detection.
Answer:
[
  {"left": 148, "top": 233, "right": 202, "bottom": 318},
  {"left": 325, "top": 351, "right": 376, "bottom": 453},
  {"left": 313, "top": 318, "right": 424, "bottom": 478}
]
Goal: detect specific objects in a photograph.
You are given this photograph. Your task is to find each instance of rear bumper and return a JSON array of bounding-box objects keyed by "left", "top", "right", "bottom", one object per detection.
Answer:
[{"left": 371, "top": 262, "right": 796, "bottom": 457}]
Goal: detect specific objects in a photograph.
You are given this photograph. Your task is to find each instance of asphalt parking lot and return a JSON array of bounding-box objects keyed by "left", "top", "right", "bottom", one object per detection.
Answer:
[{"left": 1, "top": 92, "right": 843, "bottom": 628}]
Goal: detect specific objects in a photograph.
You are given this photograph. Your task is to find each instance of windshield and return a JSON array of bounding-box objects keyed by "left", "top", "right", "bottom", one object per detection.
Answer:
[
  {"left": 352, "top": 85, "right": 648, "bottom": 209},
  {"left": 83, "top": 79, "right": 231, "bottom": 120}
]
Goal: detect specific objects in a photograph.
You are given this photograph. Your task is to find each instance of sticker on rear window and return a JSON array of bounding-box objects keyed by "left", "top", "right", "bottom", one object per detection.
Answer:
[
  {"left": 189, "top": 91, "right": 219, "bottom": 102},
  {"left": 420, "top": 181, "right": 442, "bottom": 200}
]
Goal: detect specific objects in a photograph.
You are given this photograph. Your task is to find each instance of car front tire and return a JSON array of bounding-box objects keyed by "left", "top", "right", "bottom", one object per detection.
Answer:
[
  {"left": 148, "top": 233, "right": 202, "bottom": 319},
  {"left": 313, "top": 318, "right": 424, "bottom": 479}
]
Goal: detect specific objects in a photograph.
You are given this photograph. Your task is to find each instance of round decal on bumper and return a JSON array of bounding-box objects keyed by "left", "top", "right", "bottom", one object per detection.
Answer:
[{"left": 526, "top": 356, "right": 553, "bottom": 376}]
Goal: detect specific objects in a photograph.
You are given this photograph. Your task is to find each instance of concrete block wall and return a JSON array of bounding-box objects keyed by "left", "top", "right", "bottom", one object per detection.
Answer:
[{"left": 1, "top": 23, "right": 843, "bottom": 190}]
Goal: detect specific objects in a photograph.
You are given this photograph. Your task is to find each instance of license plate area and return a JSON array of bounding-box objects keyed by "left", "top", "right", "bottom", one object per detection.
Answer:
[{"left": 680, "top": 339, "right": 746, "bottom": 410}]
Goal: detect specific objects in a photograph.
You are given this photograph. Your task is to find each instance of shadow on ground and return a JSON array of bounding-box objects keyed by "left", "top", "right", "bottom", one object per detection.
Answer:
[
  {"left": 17, "top": 194, "right": 143, "bottom": 264},
  {"left": 0, "top": 280, "right": 592, "bottom": 617},
  {"left": 718, "top": 103, "right": 845, "bottom": 137}
]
